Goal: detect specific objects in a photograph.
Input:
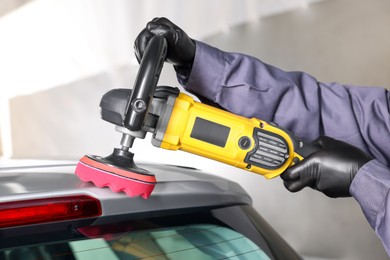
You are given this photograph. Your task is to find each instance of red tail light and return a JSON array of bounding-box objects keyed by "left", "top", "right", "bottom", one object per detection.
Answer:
[{"left": 0, "top": 195, "right": 102, "bottom": 228}]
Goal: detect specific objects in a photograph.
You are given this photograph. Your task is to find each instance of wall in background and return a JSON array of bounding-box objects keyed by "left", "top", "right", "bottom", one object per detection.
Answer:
[
  {"left": 6, "top": 0, "right": 390, "bottom": 259},
  {"left": 0, "top": 0, "right": 320, "bottom": 99},
  {"left": 0, "top": 0, "right": 32, "bottom": 17}
]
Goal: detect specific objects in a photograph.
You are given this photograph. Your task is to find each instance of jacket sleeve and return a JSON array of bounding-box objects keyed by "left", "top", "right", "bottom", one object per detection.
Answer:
[
  {"left": 178, "top": 40, "right": 390, "bottom": 255},
  {"left": 180, "top": 41, "right": 390, "bottom": 165},
  {"left": 350, "top": 160, "right": 390, "bottom": 255}
]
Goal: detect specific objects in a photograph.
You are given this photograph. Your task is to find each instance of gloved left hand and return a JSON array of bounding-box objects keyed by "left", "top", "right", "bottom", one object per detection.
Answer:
[
  {"left": 281, "top": 136, "right": 373, "bottom": 198},
  {"left": 134, "top": 17, "right": 196, "bottom": 76}
]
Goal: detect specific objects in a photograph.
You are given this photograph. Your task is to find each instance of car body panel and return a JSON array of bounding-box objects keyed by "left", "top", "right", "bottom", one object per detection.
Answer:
[
  {"left": 0, "top": 160, "right": 301, "bottom": 260},
  {"left": 0, "top": 161, "right": 251, "bottom": 217}
]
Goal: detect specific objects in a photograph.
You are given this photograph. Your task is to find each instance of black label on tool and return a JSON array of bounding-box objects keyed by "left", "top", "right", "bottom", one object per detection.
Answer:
[
  {"left": 190, "top": 117, "right": 230, "bottom": 148},
  {"left": 245, "top": 128, "right": 289, "bottom": 170}
]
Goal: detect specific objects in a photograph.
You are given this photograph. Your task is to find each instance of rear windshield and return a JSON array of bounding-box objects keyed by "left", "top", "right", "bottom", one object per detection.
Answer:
[{"left": 2, "top": 224, "right": 269, "bottom": 259}]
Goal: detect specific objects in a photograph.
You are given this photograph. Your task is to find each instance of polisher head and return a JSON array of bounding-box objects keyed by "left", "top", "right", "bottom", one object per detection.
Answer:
[{"left": 75, "top": 153, "right": 156, "bottom": 199}]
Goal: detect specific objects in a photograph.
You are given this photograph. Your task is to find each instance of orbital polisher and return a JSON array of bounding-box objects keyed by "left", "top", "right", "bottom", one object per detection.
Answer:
[{"left": 75, "top": 35, "right": 318, "bottom": 199}]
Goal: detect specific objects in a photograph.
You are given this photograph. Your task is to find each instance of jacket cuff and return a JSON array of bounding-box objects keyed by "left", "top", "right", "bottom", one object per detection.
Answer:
[
  {"left": 178, "top": 40, "right": 225, "bottom": 103},
  {"left": 350, "top": 159, "right": 390, "bottom": 228}
]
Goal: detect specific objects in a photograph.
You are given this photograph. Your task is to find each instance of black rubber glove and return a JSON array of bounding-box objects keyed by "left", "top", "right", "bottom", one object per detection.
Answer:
[
  {"left": 134, "top": 17, "right": 196, "bottom": 77},
  {"left": 281, "top": 136, "right": 373, "bottom": 198}
]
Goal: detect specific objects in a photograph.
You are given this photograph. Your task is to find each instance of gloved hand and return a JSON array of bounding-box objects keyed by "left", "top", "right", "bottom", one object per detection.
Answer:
[
  {"left": 281, "top": 136, "right": 373, "bottom": 198},
  {"left": 134, "top": 17, "right": 196, "bottom": 76}
]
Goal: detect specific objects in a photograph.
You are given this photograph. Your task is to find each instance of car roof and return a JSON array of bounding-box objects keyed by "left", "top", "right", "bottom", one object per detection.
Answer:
[{"left": 0, "top": 160, "right": 252, "bottom": 222}]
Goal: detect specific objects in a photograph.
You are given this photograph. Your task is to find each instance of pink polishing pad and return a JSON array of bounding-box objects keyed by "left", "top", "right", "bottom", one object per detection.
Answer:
[{"left": 75, "top": 155, "right": 156, "bottom": 199}]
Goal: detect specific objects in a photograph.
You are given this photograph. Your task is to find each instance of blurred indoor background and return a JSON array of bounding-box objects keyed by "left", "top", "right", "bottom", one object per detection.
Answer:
[{"left": 1, "top": 0, "right": 389, "bottom": 259}]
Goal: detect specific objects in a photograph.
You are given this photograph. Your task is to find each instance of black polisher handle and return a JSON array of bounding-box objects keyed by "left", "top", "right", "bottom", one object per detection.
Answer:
[{"left": 124, "top": 35, "right": 167, "bottom": 131}]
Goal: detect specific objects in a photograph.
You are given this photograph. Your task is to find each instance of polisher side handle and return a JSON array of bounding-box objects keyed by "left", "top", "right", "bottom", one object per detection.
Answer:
[{"left": 125, "top": 35, "right": 167, "bottom": 131}]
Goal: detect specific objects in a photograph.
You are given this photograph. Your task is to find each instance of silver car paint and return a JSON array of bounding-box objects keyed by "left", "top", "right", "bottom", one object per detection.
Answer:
[{"left": 0, "top": 161, "right": 252, "bottom": 220}]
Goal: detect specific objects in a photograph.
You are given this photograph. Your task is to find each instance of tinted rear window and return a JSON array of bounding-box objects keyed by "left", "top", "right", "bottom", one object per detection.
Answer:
[{"left": 2, "top": 224, "right": 269, "bottom": 259}]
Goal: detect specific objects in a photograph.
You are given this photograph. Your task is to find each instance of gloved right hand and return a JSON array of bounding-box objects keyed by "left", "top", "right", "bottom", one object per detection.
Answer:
[
  {"left": 281, "top": 136, "right": 373, "bottom": 198},
  {"left": 134, "top": 17, "right": 196, "bottom": 76}
]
